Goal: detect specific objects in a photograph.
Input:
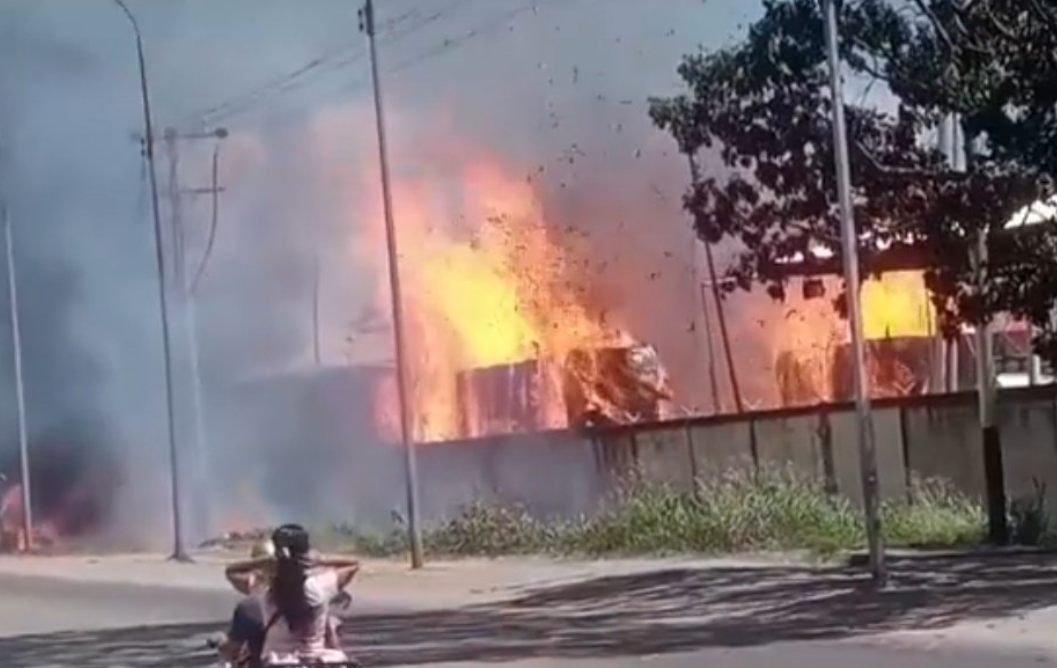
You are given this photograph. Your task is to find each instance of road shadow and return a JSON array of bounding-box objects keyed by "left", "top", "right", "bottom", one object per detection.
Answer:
[{"left": 3, "top": 553, "right": 1057, "bottom": 666}]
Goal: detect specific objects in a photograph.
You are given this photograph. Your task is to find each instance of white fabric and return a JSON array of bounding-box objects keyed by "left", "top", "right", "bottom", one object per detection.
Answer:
[{"left": 259, "top": 568, "right": 347, "bottom": 661}]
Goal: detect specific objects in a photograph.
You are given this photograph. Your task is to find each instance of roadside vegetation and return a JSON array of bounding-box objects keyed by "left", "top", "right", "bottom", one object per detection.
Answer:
[{"left": 313, "top": 465, "right": 1008, "bottom": 559}]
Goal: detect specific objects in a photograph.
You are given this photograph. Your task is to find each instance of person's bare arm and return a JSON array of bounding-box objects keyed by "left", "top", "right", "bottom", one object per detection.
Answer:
[
  {"left": 314, "top": 555, "right": 360, "bottom": 569},
  {"left": 224, "top": 556, "right": 272, "bottom": 595},
  {"left": 217, "top": 638, "right": 243, "bottom": 663},
  {"left": 314, "top": 555, "right": 360, "bottom": 590},
  {"left": 225, "top": 570, "right": 256, "bottom": 596},
  {"left": 226, "top": 556, "right": 273, "bottom": 574}
]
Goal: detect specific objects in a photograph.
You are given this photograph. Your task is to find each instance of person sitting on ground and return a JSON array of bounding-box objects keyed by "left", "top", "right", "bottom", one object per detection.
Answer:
[{"left": 225, "top": 524, "right": 360, "bottom": 665}]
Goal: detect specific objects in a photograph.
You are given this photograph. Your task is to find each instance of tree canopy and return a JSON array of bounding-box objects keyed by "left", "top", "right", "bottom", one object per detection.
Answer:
[{"left": 649, "top": 0, "right": 1057, "bottom": 360}]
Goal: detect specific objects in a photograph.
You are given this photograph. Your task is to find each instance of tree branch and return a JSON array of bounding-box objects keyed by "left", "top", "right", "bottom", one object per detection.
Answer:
[
  {"left": 945, "top": 0, "right": 1000, "bottom": 55},
  {"left": 1026, "top": 0, "right": 1057, "bottom": 33},
  {"left": 851, "top": 139, "right": 963, "bottom": 181},
  {"left": 984, "top": 9, "right": 1018, "bottom": 42},
  {"left": 910, "top": 0, "right": 956, "bottom": 52}
]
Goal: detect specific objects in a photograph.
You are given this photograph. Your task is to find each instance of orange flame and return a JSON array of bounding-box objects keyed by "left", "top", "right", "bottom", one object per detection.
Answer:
[
  {"left": 766, "top": 270, "right": 936, "bottom": 406},
  {"left": 363, "top": 151, "right": 623, "bottom": 442}
]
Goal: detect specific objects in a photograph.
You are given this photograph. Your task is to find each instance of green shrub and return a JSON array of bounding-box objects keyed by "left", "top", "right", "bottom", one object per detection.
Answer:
[
  {"left": 329, "top": 466, "right": 992, "bottom": 558},
  {"left": 883, "top": 475, "right": 986, "bottom": 548}
]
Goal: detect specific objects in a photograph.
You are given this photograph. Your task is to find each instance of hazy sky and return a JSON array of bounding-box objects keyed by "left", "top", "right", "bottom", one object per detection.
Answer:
[
  {"left": 0, "top": 0, "right": 763, "bottom": 414},
  {"left": 1, "top": 0, "right": 783, "bottom": 535}
]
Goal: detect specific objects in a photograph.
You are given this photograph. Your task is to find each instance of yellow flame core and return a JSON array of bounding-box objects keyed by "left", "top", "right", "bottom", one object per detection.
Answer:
[
  {"left": 860, "top": 271, "right": 935, "bottom": 339},
  {"left": 366, "top": 157, "right": 618, "bottom": 442}
]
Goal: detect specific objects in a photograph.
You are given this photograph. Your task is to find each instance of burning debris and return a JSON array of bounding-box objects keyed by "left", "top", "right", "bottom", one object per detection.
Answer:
[
  {"left": 0, "top": 480, "right": 61, "bottom": 551},
  {"left": 0, "top": 438, "right": 119, "bottom": 552},
  {"left": 199, "top": 526, "right": 274, "bottom": 550},
  {"left": 564, "top": 343, "right": 674, "bottom": 427},
  {"left": 445, "top": 343, "right": 676, "bottom": 436},
  {"left": 769, "top": 271, "right": 941, "bottom": 407},
  {"left": 364, "top": 154, "right": 675, "bottom": 442}
]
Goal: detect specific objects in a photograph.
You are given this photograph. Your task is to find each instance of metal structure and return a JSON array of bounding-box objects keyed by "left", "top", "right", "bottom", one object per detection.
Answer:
[
  {"left": 161, "top": 126, "right": 227, "bottom": 539},
  {"left": 821, "top": 0, "right": 887, "bottom": 586},
  {"left": 112, "top": 0, "right": 190, "bottom": 562},
  {"left": 360, "top": 0, "right": 425, "bottom": 569}
]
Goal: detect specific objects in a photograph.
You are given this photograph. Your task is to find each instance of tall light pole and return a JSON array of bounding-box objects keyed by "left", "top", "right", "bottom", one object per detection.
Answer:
[
  {"left": 822, "top": 0, "right": 886, "bottom": 586},
  {"left": 112, "top": 0, "right": 190, "bottom": 562},
  {"left": 360, "top": 0, "right": 425, "bottom": 569},
  {"left": 3, "top": 206, "right": 32, "bottom": 551}
]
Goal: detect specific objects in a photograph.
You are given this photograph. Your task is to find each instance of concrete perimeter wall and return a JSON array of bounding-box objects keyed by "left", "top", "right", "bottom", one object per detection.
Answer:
[
  {"left": 231, "top": 370, "right": 1057, "bottom": 529},
  {"left": 410, "top": 385, "right": 1057, "bottom": 522}
]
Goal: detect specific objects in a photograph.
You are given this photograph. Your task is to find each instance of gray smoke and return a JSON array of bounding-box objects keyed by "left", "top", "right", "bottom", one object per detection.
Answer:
[{"left": 0, "top": 0, "right": 766, "bottom": 546}]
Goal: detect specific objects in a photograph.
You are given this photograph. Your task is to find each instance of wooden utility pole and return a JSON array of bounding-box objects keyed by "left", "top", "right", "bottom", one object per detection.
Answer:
[{"left": 687, "top": 155, "right": 744, "bottom": 414}]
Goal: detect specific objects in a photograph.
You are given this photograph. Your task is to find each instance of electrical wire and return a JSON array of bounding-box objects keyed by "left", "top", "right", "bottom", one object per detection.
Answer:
[
  {"left": 189, "top": 143, "right": 221, "bottom": 294},
  {"left": 192, "top": 0, "right": 480, "bottom": 126},
  {"left": 385, "top": 0, "right": 543, "bottom": 78}
]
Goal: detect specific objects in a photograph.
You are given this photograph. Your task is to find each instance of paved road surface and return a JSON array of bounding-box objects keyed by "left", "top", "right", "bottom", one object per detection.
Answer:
[{"left": 1, "top": 555, "right": 1056, "bottom": 667}]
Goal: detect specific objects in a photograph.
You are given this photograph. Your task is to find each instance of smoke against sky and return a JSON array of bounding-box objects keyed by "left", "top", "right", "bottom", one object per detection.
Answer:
[{"left": 0, "top": 0, "right": 775, "bottom": 542}]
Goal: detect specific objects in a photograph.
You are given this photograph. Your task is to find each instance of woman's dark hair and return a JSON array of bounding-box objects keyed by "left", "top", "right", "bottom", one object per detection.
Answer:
[{"left": 269, "top": 523, "right": 314, "bottom": 632}]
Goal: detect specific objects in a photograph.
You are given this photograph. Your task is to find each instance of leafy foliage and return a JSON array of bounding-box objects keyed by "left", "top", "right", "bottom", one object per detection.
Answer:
[{"left": 649, "top": 0, "right": 1057, "bottom": 359}]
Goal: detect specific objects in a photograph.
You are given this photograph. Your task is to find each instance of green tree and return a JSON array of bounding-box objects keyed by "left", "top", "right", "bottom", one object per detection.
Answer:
[
  {"left": 650, "top": 0, "right": 1057, "bottom": 546},
  {"left": 649, "top": 0, "right": 1057, "bottom": 356}
]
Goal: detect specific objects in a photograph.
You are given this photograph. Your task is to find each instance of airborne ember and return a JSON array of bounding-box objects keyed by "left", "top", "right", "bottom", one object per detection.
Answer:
[{"left": 361, "top": 147, "right": 675, "bottom": 443}]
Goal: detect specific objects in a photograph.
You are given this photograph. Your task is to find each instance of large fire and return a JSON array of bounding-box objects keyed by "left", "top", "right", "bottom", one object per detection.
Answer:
[
  {"left": 364, "top": 154, "right": 639, "bottom": 443},
  {"left": 772, "top": 270, "right": 936, "bottom": 406}
]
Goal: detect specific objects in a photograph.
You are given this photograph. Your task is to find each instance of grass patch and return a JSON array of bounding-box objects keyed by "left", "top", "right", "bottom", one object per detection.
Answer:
[{"left": 322, "top": 465, "right": 990, "bottom": 558}]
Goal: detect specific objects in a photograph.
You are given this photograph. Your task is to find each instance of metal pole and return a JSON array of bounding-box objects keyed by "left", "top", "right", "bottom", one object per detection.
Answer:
[
  {"left": 960, "top": 122, "right": 1008, "bottom": 544},
  {"left": 822, "top": 0, "right": 886, "bottom": 586},
  {"left": 3, "top": 207, "right": 32, "bottom": 550},
  {"left": 361, "top": 0, "right": 424, "bottom": 569},
  {"left": 313, "top": 251, "right": 322, "bottom": 366},
  {"left": 185, "top": 287, "right": 210, "bottom": 535},
  {"left": 688, "top": 155, "right": 744, "bottom": 414},
  {"left": 112, "top": 0, "right": 190, "bottom": 562}
]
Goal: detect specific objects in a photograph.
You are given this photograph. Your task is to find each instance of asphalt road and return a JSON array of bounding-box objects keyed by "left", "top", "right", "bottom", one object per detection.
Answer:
[{"left": 0, "top": 563, "right": 1055, "bottom": 667}]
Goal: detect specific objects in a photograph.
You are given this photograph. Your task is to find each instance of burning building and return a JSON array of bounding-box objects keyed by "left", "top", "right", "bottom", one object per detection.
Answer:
[
  {"left": 768, "top": 245, "right": 1050, "bottom": 405},
  {"left": 359, "top": 155, "right": 680, "bottom": 443},
  {"left": 454, "top": 360, "right": 546, "bottom": 436},
  {"left": 771, "top": 267, "right": 943, "bottom": 405}
]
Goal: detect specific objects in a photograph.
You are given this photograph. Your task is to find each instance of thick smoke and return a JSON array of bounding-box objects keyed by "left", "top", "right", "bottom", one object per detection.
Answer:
[
  {"left": 1, "top": 0, "right": 772, "bottom": 546},
  {"left": 0, "top": 0, "right": 365, "bottom": 545}
]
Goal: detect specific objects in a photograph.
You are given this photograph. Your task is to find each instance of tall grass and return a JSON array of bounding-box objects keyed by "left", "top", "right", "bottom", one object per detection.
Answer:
[{"left": 327, "top": 465, "right": 988, "bottom": 558}]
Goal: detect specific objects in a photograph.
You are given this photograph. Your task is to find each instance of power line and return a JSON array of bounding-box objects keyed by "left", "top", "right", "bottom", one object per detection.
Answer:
[
  {"left": 197, "top": 46, "right": 362, "bottom": 124},
  {"left": 386, "top": 0, "right": 544, "bottom": 77},
  {"left": 195, "top": 0, "right": 580, "bottom": 126},
  {"left": 193, "top": 0, "right": 481, "bottom": 126},
  {"left": 189, "top": 144, "right": 221, "bottom": 293}
]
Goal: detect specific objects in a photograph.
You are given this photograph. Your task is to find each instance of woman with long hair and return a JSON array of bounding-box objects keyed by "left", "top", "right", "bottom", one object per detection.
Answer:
[{"left": 225, "top": 524, "right": 360, "bottom": 665}]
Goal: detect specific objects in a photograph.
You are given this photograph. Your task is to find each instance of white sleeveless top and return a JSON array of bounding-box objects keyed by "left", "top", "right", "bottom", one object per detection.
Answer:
[{"left": 258, "top": 568, "right": 347, "bottom": 663}]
